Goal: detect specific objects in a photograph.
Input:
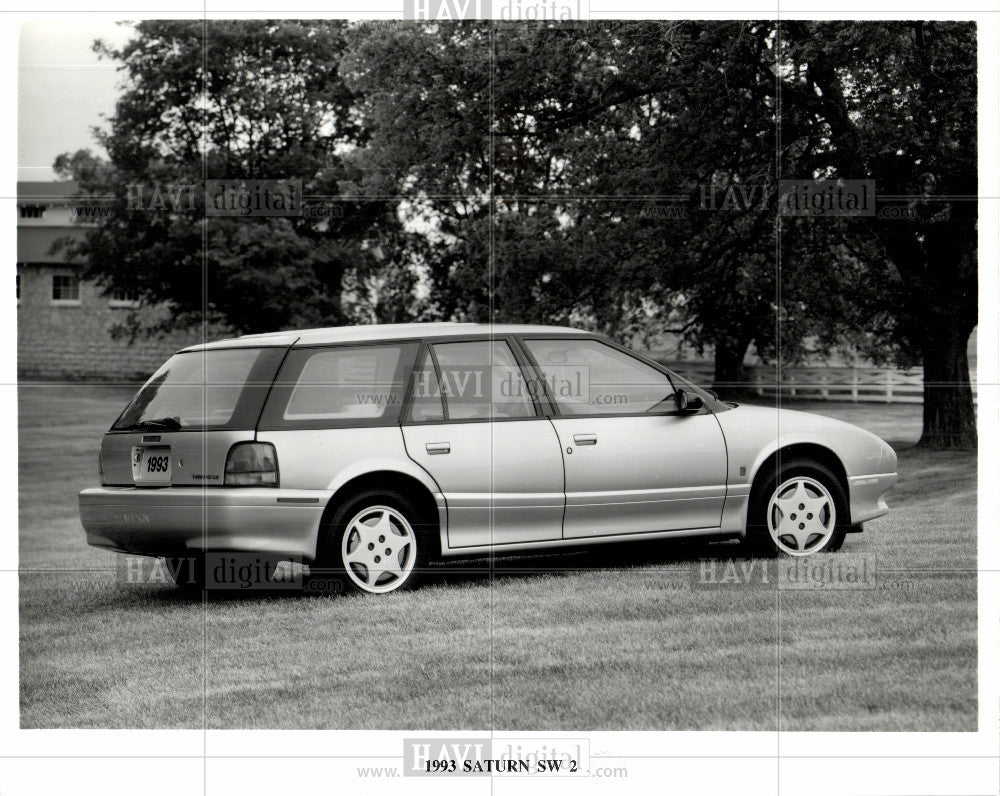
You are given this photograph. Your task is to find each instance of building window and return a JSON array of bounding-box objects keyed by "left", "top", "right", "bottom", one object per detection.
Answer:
[
  {"left": 109, "top": 288, "right": 140, "bottom": 308},
  {"left": 16, "top": 274, "right": 21, "bottom": 304},
  {"left": 51, "top": 274, "right": 81, "bottom": 305},
  {"left": 20, "top": 205, "right": 46, "bottom": 219}
]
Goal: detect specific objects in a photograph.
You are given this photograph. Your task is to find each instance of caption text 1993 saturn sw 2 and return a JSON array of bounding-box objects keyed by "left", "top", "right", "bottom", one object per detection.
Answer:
[{"left": 78, "top": 323, "right": 897, "bottom": 594}]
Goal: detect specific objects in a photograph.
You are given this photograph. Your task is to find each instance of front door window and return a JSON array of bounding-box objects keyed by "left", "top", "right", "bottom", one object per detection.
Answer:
[{"left": 522, "top": 338, "right": 676, "bottom": 416}]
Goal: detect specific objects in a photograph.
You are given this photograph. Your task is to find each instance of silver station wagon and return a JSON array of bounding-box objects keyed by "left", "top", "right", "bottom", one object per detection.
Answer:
[{"left": 79, "top": 323, "right": 897, "bottom": 594}]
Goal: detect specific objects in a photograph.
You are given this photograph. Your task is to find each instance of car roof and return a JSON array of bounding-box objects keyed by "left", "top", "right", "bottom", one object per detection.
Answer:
[{"left": 179, "top": 322, "right": 593, "bottom": 352}]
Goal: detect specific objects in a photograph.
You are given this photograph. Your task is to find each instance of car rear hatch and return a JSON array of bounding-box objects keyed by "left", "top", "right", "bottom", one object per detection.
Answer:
[{"left": 100, "top": 345, "right": 289, "bottom": 487}]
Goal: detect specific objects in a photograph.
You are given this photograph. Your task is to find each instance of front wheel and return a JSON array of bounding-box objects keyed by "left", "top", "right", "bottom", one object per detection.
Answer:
[{"left": 743, "top": 460, "right": 848, "bottom": 557}]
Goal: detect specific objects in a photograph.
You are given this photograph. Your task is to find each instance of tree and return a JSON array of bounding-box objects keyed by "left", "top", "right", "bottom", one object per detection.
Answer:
[
  {"left": 485, "top": 22, "right": 834, "bottom": 393},
  {"left": 344, "top": 23, "right": 692, "bottom": 334},
  {"left": 57, "top": 20, "right": 411, "bottom": 335},
  {"left": 340, "top": 22, "right": 495, "bottom": 320},
  {"left": 779, "top": 21, "right": 978, "bottom": 447},
  {"left": 61, "top": 20, "right": 977, "bottom": 445},
  {"left": 343, "top": 22, "right": 878, "bottom": 393}
]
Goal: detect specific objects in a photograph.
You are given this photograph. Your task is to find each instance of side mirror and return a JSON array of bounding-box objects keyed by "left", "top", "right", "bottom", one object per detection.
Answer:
[{"left": 675, "top": 389, "right": 704, "bottom": 414}]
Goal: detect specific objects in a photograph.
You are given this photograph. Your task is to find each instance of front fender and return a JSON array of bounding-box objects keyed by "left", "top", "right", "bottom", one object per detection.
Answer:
[
  {"left": 714, "top": 404, "right": 895, "bottom": 529},
  {"left": 716, "top": 405, "right": 887, "bottom": 485}
]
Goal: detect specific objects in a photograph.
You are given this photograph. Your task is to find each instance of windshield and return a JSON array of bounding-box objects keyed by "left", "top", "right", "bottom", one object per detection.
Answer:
[{"left": 112, "top": 348, "right": 277, "bottom": 431}]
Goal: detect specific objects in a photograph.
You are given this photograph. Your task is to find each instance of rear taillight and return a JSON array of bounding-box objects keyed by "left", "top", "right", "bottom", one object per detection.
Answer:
[{"left": 225, "top": 442, "right": 279, "bottom": 487}]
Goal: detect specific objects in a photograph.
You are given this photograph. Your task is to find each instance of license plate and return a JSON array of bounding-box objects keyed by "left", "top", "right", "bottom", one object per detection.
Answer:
[{"left": 131, "top": 447, "right": 172, "bottom": 485}]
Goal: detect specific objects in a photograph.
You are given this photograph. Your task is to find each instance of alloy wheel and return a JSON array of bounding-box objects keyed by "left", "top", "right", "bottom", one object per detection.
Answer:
[
  {"left": 341, "top": 505, "right": 417, "bottom": 593},
  {"left": 766, "top": 476, "right": 837, "bottom": 556}
]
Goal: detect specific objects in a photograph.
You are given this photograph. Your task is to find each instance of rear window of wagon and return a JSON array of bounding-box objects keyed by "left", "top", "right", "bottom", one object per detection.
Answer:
[
  {"left": 258, "top": 342, "right": 419, "bottom": 430},
  {"left": 111, "top": 347, "right": 288, "bottom": 432}
]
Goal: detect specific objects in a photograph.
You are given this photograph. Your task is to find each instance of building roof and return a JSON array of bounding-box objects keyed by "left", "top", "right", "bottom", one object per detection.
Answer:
[
  {"left": 17, "top": 227, "right": 82, "bottom": 263},
  {"left": 17, "top": 181, "right": 80, "bottom": 201},
  {"left": 181, "top": 323, "right": 592, "bottom": 351}
]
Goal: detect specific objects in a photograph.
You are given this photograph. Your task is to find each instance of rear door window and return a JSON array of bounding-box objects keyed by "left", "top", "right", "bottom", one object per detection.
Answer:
[
  {"left": 259, "top": 342, "right": 418, "bottom": 430},
  {"left": 429, "top": 340, "right": 536, "bottom": 420}
]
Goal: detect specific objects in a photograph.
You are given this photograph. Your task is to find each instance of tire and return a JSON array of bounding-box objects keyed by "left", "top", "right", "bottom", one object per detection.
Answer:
[
  {"left": 742, "top": 459, "right": 849, "bottom": 557},
  {"left": 313, "top": 490, "right": 431, "bottom": 595},
  {"left": 163, "top": 553, "right": 207, "bottom": 592},
  {"left": 824, "top": 526, "right": 848, "bottom": 552}
]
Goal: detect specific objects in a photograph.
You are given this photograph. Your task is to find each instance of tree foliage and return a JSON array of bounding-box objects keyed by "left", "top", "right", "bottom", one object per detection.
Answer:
[
  {"left": 59, "top": 20, "right": 416, "bottom": 335},
  {"left": 778, "top": 21, "right": 978, "bottom": 446},
  {"left": 60, "top": 20, "right": 978, "bottom": 446}
]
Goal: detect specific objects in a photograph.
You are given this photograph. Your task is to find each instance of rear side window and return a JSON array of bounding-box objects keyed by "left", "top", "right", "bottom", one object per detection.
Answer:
[
  {"left": 259, "top": 342, "right": 418, "bottom": 430},
  {"left": 111, "top": 347, "right": 287, "bottom": 432}
]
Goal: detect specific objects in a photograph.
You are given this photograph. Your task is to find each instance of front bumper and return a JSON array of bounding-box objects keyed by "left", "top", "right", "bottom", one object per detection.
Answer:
[
  {"left": 847, "top": 472, "right": 897, "bottom": 524},
  {"left": 79, "top": 487, "right": 331, "bottom": 561}
]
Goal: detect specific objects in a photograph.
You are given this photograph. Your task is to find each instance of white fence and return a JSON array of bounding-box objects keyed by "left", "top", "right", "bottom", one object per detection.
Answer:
[{"left": 661, "top": 362, "right": 978, "bottom": 405}]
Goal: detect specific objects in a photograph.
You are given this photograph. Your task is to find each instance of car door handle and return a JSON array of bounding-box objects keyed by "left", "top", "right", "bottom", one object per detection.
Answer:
[
  {"left": 573, "top": 434, "right": 597, "bottom": 446},
  {"left": 425, "top": 442, "right": 451, "bottom": 455}
]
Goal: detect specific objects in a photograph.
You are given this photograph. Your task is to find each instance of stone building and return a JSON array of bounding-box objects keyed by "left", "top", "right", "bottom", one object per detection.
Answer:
[{"left": 16, "top": 181, "right": 203, "bottom": 381}]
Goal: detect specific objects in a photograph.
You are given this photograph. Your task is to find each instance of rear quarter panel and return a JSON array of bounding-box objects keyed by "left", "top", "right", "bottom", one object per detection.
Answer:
[
  {"left": 255, "top": 426, "right": 443, "bottom": 497},
  {"left": 257, "top": 426, "right": 447, "bottom": 557}
]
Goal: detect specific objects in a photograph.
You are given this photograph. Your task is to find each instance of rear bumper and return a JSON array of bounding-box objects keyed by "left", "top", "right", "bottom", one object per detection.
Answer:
[
  {"left": 847, "top": 472, "right": 897, "bottom": 524},
  {"left": 79, "top": 487, "right": 331, "bottom": 561}
]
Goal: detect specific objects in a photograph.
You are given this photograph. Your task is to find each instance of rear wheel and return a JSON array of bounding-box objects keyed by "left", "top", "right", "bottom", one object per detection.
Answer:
[
  {"left": 743, "top": 460, "right": 848, "bottom": 557},
  {"left": 314, "top": 491, "right": 430, "bottom": 595}
]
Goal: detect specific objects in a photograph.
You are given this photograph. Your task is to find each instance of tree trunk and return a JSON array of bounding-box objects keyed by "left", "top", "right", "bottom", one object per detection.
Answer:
[
  {"left": 712, "top": 337, "right": 753, "bottom": 398},
  {"left": 919, "top": 323, "right": 976, "bottom": 449}
]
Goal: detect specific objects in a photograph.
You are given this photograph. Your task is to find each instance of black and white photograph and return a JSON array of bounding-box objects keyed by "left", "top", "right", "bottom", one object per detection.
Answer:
[{"left": 3, "top": 2, "right": 998, "bottom": 794}]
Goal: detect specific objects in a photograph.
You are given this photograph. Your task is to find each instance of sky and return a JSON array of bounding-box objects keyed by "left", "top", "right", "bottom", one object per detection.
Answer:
[{"left": 18, "top": 20, "right": 134, "bottom": 182}]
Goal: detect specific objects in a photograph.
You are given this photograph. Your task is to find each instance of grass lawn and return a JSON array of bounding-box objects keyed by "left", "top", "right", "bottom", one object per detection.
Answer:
[{"left": 19, "top": 384, "right": 977, "bottom": 730}]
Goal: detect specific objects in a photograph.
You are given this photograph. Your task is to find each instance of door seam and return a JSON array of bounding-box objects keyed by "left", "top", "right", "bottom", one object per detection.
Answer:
[{"left": 547, "top": 417, "right": 569, "bottom": 539}]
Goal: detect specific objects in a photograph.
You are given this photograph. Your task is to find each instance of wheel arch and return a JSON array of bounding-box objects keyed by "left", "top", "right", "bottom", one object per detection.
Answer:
[
  {"left": 749, "top": 442, "right": 851, "bottom": 523},
  {"left": 318, "top": 470, "right": 444, "bottom": 559}
]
